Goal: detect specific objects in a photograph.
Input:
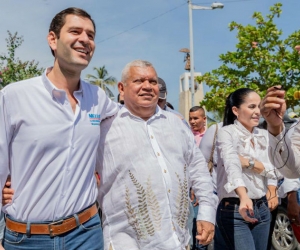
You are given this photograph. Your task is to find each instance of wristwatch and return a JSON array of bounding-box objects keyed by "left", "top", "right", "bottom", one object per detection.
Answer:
[{"left": 247, "top": 159, "right": 255, "bottom": 170}]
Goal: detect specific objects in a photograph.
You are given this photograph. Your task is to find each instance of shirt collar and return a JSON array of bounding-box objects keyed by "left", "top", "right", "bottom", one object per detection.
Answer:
[
  {"left": 234, "top": 119, "right": 266, "bottom": 148},
  {"left": 192, "top": 129, "right": 206, "bottom": 136},
  {"left": 119, "top": 105, "right": 166, "bottom": 123},
  {"left": 42, "top": 67, "right": 84, "bottom": 101},
  {"left": 234, "top": 119, "right": 258, "bottom": 135}
]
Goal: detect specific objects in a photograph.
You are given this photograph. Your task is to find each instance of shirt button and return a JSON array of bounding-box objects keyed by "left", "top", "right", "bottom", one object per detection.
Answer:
[
  {"left": 151, "top": 135, "right": 154, "bottom": 139},
  {"left": 164, "top": 169, "right": 167, "bottom": 173},
  {"left": 168, "top": 189, "right": 170, "bottom": 193},
  {"left": 157, "top": 152, "right": 160, "bottom": 156}
]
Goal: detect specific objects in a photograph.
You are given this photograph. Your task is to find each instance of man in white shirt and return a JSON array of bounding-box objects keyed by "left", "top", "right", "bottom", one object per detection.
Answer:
[
  {"left": 260, "top": 86, "right": 300, "bottom": 178},
  {"left": 0, "top": 7, "right": 117, "bottom": 249},
  {"left": 97, "top": 60, "right": 216, "bottom": 250}
]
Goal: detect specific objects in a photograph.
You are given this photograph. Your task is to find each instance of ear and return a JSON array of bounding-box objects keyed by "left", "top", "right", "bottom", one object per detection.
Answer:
[
  {"left": 232, "top": 106, "right": 239, "bottom": 117},
  {"left": 203, "top": 116, "right": 207, "bottom": 121},
  {"left": 118, "top": 82, "right": 125, "bottom": 95},
  {"left": 47, "top": 31, "right": 57, "bottom": 53}
]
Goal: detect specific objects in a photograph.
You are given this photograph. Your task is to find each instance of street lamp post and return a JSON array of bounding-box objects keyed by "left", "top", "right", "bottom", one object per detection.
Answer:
[{"left": 188, "top": 1, "right": 224, "bottom": 107}]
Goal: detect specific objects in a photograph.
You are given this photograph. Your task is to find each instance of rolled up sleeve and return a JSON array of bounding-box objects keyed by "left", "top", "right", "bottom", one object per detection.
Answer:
[{"left": 278, "top": 178, "right": 300, "bottom": 198}]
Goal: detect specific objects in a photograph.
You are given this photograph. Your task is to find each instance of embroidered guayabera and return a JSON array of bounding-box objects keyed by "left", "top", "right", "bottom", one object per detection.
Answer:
[
  {"left": 146, "top": 176, "right": 162, "bottom": 231},
  {"left": 175, "top": 166, "right": 189, "bottom": 229},
  {"left": 125, "top": 186, "right": 145, "bottom": 240},
  {"left": 126, "top": 171, "right": 155, "bottom": 239}
]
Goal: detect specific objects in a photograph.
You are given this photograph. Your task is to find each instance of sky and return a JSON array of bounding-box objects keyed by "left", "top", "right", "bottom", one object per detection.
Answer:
[{"left": 1, "top": 0, "right": 300, "bottom": 111}]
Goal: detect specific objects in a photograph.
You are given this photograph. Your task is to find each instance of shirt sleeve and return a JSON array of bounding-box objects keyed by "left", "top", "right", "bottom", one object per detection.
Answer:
[
  {"left": 268, "top": 123, "right": 300, "bottom": 178},
  {"left": 259, "top": 130, "right": 282, "bottom": 181},
  {"left": 267, "top": 178, "right": 278, "bottom": 187},
  {"left": 101, "top": 90, "right": 119, "bottom": 119},
  {"left": 186, "top": 128, "right": 217, "bottom": 224},
  {"left": 0, "top": 91, "right": 13, "bottom": 211},
  {"left": 217, "top": 127, "right": 246, "bottom": 193},
  {"left": 277, "top": 178, "right": 300, "bottom": 198}
]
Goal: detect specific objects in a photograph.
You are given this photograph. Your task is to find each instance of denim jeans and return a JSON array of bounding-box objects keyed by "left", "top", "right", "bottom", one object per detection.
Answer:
[
  {"left": 216, "top": 196, "right": 271, "bottom": 250},
  {"left": 3, "top": 213, "right": 103, "bottom": 250},
  {"left": 213, "top": 222, "right": 228, "bottom": 250}
]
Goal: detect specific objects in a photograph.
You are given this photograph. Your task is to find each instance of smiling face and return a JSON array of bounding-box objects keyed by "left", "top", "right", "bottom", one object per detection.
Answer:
[
  {"left": 232, "top": 91, "right": 261, "bottom": 132},
  {"left": 118, "top": 66, "right": 159, "bottom": 120},
  {"left": 48, "top": 14, "right": 95, "bottom": 73}
]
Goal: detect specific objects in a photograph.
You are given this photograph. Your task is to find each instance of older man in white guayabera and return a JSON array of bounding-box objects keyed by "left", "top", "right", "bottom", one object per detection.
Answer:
[{"left": 97, "top": 60, "right": 216, "bottom": 250}]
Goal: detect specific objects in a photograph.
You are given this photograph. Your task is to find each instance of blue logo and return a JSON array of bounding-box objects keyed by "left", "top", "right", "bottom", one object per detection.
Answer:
[{"left": 89, "top": 114, "right": 101, "bottom": 126}]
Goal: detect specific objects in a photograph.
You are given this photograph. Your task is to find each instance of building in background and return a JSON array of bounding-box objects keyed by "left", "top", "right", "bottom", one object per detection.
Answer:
[{"left": 179, "top": 72, "right": 204, "bottom": 121}]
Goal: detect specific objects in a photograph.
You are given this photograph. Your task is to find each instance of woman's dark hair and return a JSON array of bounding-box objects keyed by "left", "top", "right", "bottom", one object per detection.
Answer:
[{"left": 223, "top": 88, "right": 256, "bottom": 126}]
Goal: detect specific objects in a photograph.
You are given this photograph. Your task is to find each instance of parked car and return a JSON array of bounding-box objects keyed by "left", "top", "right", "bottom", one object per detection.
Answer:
[{"left": 272, "top": 198, "right": 300, "bottom": 250}]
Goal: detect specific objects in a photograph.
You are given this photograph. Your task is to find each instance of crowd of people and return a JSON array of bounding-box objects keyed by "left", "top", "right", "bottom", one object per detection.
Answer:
[{"left": 0, "top": 6, "right": 299, "bottom": 250}]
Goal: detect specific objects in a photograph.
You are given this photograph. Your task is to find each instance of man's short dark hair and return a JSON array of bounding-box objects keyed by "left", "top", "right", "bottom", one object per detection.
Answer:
[
  {"left": 189, "top": 106, "right": 205, "bottom": 116},
  {"left": 49, "top": 7, "right": 96, "bottom": 56}
]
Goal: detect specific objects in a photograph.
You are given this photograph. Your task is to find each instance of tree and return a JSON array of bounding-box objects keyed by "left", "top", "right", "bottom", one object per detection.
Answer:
[
  {"left": 86, "top": 66, "right": 117, "bottom": 99},
  {"left": 196, "top": 3, "right": 300, "bottom": 117},
  {"left": 0, "top": 31, "right": 44, "bottom": 89}
]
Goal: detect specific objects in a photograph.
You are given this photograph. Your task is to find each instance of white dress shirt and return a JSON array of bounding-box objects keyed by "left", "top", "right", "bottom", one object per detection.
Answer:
[
  {"left": 0, "top": 68, "right": 118, "bottom": 221},
  {"left": 216, "top": 120, "right": 278, "bottom": 201},
  {"left": 268, "top": 121, "right": 300, "bottom": 178},
  {"left": 97, "top": 106, "right": 215, "bottom": 250}
]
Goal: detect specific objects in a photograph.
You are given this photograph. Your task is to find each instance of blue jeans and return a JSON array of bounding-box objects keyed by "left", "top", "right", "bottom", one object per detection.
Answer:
[
  {"left": 216, "top": 196, "right": 271, "bottom": 250},
  {"left": 213, "top": 222, "right": 227, "bottom": 250},
  {"left": 3, "top": 213, "right": 103, "bottom": 250}
]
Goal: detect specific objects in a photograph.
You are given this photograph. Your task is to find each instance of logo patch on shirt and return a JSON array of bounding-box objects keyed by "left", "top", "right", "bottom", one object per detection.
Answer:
[{"left": 89, "top": 114, "right": 101, "bottom": 125}]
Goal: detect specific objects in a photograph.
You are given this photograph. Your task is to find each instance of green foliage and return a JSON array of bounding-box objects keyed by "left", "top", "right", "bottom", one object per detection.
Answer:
[
  {"left": 197, "top": 3, "right": 300, "bottom": 115},
  {"left": 86, "top": 66, "right": 117, "bottom": 99},
  {"left": 0, "top": 31, "right": 44, "bottom": 88}
]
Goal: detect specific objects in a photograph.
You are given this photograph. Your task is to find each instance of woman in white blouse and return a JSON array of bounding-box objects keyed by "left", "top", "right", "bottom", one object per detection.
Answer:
[{"left": 215, "top": 88, "right": 278, "bottom": 250}]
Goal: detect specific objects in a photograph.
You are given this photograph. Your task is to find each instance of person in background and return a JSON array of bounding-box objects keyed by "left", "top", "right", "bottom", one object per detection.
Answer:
[
  {"left": 166, "top": 102, "right": 174, "bottom": 110},
  {"left": 216, "top": 88, "right": 278, "bottom": 250},
  {"left": 189, "top": 106, "right": 206, "bottom": 147},
  {"left": 188, "top": 106, "right": 207, "bottom": 249},
  {"left": 157, "top": 77, "right": 186, "bottom": 119},
  {"left": 157, "top": 77, "right": 167, "bottom": 110}
]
